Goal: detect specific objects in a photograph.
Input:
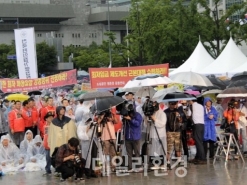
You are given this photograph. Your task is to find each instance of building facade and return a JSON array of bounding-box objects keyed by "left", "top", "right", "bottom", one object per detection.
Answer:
[{"left": 0, "top": 0, "right": 130, "bottom": 47}]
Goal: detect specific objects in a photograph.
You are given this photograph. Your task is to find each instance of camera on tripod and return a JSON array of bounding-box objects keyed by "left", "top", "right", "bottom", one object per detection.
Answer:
[
  {"left": 116, "top": 101, "right": 135, "bottom": 117},
  {"left": 142, "top": 99, "right": 155, "bottom": 117}
]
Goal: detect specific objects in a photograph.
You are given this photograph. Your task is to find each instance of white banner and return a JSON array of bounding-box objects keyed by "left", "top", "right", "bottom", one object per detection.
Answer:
[{"left": 14, "top": 27, "right": 38, "bottom": 79}]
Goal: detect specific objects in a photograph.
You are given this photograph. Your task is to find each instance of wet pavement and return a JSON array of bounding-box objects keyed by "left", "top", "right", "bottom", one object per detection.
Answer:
[{"left": 1, "top": 160, "right": 247, "bottom": 185}]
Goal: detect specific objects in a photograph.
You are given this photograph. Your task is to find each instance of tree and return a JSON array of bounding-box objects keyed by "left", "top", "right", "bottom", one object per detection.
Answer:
[
  {"left": 0, "top": 42, "right": 18, "bottom": 77},
  {"left": 64, "top": 42, "right": 126, "bottom": 71},
  {"left": 36, "top": 42, "right": 57, "bottom": 73},
  {"left": 197, "top": 0, "right": 247, "bottom": 57}
]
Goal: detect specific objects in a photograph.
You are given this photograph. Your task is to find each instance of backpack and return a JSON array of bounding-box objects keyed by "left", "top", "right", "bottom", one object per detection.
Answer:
[
  {"left": 168, "top": 112, "right": 181, "bottom": 132},
  {"left": 51, "top": 144, "right": 66, "bottom": 168}
]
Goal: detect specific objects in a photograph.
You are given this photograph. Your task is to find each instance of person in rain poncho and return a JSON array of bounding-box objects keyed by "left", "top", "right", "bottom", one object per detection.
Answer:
[
  {"left": 0, "top": 135, "right": 24, "bottom": 170},
  {"left": 144, "top": 101, "right": 167, "bottom": 170},
  {"left": 77, "top": 101, "right": 98, "bottom": 178},
  {"left": 65, "top": 106, "right": 75, "bottom": 121},
  {"left": 20, "top": 130, "right": 34, "bottom": 163},
  {"left": 0, "top": 104, "right": 8, "bottom": 138},
  {"left": 48, "top": 106, "right": 77, "bottom": 156},
  {"left": 24, "top": 135, "right": 46, "bottom": 171},
  {"left": 75, "top": 99, "right": 84, "bottom": 123},
  {"left": 27, "top": 135, "right": 46, "bottom": 162},
  {"left": 203, "top": 97, "right": 218, "bottom": 159}
]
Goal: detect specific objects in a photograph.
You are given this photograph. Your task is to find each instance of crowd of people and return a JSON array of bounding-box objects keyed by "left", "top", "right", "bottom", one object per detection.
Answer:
[{"left": 0, "top": 90, "right": 246, "bottom": 182}]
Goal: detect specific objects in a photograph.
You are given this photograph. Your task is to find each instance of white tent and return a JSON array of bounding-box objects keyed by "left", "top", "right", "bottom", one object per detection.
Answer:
[
  {"left": 169, "top": 40, "right": 214, "bottom": 76},
  {"left": 199, "top": 37, "right": 247, "bottom": 75},
  {"left": 229, "top": 60, "right": 247, "bottom": 73}
]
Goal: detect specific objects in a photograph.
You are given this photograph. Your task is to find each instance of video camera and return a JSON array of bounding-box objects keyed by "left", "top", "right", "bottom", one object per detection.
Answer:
[
  {"left": 116, "top": 101, "right": 135, "bottom": 117},
  {"left": 142, "top": 99, "right": 159, "bottom": 117}
]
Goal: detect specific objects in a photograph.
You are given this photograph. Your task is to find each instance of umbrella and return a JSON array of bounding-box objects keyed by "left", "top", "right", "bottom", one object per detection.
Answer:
[
  {"left": 135, "top": 87, "right": 156, "bottom": 98},
  {"left": 206, "top": 75, "right": 229, "bottom": 90},
  {"left": 152, "top": 86, "right": 182, "bottom": 101},
  {"left": 90, "top": 96, "right": 125, "bottom": 113},
  {"left": 28, "top": 91, "right": 42, "bottom": 96},
  {"left": 161, "top": 92, "right": 196, "bottom": 102},
  {"left": 217, "top": 86, "right": 247, "bottom": 98},
  {"left": 73, "top": 91, "right": 87, "bottom": 97},
  {"left": 185, "top": 90, "right": 200, "bottom": 96},
  {"left": 170, "top": 71, "right": 213, "bottom": 87},
  {"left": 228, "top": 80, "right": 247, "bottom": 88},
  {"left": 202, "top": 89, "right": 222, "bottom": 96},
  {"left": 6, "top": 94, "right": 30, "bottom": 101},
  {"left": 231, "top": 71, "right": 247, "bottom": 81},
  {"left": 79, "top": 91, "right": 113, "bottom": 101},
  {"left": 124, "top": 74, "right": 173, "bottom": 89}
]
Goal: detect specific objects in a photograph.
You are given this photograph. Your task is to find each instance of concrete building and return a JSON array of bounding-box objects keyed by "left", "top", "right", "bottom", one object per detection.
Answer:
[{"left": 0, "top": 0, "right": 130, "bottom": 47}]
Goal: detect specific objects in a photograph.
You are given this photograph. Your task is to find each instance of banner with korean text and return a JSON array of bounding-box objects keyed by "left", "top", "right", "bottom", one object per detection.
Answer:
[
  {"left": 89, "top": 64, "right": 169, "bottom": 88},
  {"left": 14, "top": 27, "right": 38, "bottom": 79},
  {"left": 0, "top": 69, "right": 77, "bottom": 93}
]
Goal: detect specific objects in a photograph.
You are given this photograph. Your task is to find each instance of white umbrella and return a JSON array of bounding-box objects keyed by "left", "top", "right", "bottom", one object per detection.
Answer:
[
  {"left": 202, "top": 89, "right": 222, "bottom": 96},
  {"left": 170, "top": 71, "right": 213, "bottom": 87},
  {"left": 124, "top": 74, "right": 173, "bottom": 89},
  {"left": 152, "top": 86, "right": 182, "bottom": 101},
  {"left": 135, "top": 87, "right": 156, "bottom": 98}
]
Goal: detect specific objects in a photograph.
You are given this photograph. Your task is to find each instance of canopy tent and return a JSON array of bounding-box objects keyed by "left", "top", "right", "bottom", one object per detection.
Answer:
[
  {"left": 169, "top": 40, "right": 214, "bottom": 76},
  {"left": 229, "top": 61, "right": 247, "bottom": 73},
  {"left": 199, "top": 37, "right": 247, "bottom": 75}
]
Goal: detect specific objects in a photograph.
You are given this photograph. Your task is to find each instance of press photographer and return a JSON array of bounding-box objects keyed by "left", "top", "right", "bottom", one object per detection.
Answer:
[
  {"left": 223, "top": 99, "right": 243, "bottom": 159},
  {"left": 164, "top": 101, "right": 185, "bottom": 169},
  {"left": 118, "top": 101, "right": 143, "bottom": 172},
  {"left": 55, "top": 137, "right": 86, "bottom": 182},
  {"left": 142, "top": 100, "right": 167, "bottom": 170},
  {"left": 96, "top": 110, "right": 117, "bottom": 172}
]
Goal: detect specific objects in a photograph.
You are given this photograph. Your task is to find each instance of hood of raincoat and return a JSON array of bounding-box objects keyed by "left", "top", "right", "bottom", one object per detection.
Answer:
[
  {"left": 24, "top": 130, "right": 33, "bottom": 142},
  {"left": 1, "top": 135, "right": 9, "bottom": 143},
  {"left": 203, "top": 97, "right": 212, "bottom": 106},
  {"left": 33, "top": 135, "right": 42, "bottom": 144},
  {"left": 52, "top": 106, "right": 71, "bottom": 128}
]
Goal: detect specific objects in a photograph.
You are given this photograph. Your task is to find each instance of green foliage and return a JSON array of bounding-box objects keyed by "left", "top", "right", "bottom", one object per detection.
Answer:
[
  {"left": 0, "top": 41, "right": 57, "bottom": 77},
  {"left": 0, "top": 42, "right": 17, "bottom": 77},
  {"left": 63, "top": 42, "right": 126, "bottom": 71},
  {"left": 36, "top": 42, "right": 57, "bottom": 73}
]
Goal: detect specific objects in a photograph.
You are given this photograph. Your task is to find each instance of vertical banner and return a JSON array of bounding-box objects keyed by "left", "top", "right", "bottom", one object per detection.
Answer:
[{"left": 14, "top": 27, "right": 38, "bottom": 79}]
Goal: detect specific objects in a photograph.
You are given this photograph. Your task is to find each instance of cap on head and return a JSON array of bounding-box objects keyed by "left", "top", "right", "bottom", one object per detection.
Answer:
[{"left": 125, "top": 92, "right": 134, "bottom": 96}]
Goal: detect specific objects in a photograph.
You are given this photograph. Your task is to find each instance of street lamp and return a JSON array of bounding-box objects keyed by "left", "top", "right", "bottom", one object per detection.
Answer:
[{"left": 86, "top": 1, "right": 112, "bottom": 68}]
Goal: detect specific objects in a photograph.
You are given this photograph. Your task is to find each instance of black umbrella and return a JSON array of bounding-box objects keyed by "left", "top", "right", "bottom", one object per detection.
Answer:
[
  {"left": 206, "top": 75, "right": 228, "bottom": 90},
  {"left": 231, "top": 71, "right": 247, "bottom": 81},
  {"left": 28, "top": 91, "right": 42, "bottom": 96},
  {"left": 90, "top": 96, "right": 125, "bottom": 113},
  {"left": 162, "top": 92, "right": 196, "bottom": 102},
  {"left": 228, "top": 80, "right": 247, "bottom": 88},
  {"left": 79, "top": 91, "right": 113, "bottom": 101}
]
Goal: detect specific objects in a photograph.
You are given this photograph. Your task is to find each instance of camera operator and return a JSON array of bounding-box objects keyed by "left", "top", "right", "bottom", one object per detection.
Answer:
[
  {"left": 123, "top": 102, "right": 143, "bottom": 172},
  {"left": 164, "top": 101, "right": 184, "bottom": 169},
  {"left": 223, "top": 99, "right": 242, "bottom": 159},
  {"left": 143, "top": 100, "right": 167, "bottom": 170},
  {"left": 55, "top": 137, "right": 86, "bottom": 182},
  {"left": 97, "top": 110, "right": 117, "bottom": 172}
]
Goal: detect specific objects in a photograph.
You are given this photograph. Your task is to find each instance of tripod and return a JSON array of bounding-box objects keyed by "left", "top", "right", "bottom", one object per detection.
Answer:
[{"left": 145, "top": 117, "right": 167, "bottom": 169}]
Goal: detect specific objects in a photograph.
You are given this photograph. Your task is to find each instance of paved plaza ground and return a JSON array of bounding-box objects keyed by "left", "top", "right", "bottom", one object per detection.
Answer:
[{"left": 1, "top": 160, "right": 247, "bottom": 185}]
